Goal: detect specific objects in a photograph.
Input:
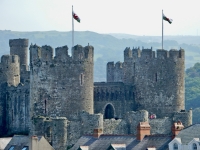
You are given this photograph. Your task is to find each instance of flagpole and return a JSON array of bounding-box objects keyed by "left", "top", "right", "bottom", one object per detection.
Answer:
[
  {"left": 162, "top": 9, "right": 163, "bottom": 50},
  {"left": 72, "top": 5, "right": 74, "bottom": 49}
]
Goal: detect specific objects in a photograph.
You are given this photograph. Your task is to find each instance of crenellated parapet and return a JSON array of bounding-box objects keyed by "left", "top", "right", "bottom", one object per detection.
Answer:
[
  {"left": 141, "top": 47, "right": 155, "bottom": 59},
  {"left": 122, "top": 47, "right": 185, "bottom": 60},
  {"left": 55, "top": 46, "right": 70, "bottom": 62},
  {"left": 107, "top": 61, "right": 124, "bottom": 82},
  {"left": 72, "top": 44, "right": 94, "bottom": 62},
  {"left": 132, "top": 47, "right": 141, "bottom": 59},
  {"left": 41, "top": 45, "right": 54, "bottom": 62},
  {"left": 30, "top": 44, "right": 94, "bottom": 64},
  {"left": 29, "top": 44, "right": 41, "bottom": 64}
]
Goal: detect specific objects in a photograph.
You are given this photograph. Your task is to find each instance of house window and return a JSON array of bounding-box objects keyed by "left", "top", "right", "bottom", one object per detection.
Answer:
[
  {"left": 8, "top": 146, "right": 15, "bottom": 150},
  {"left": 22, "top": 146, "right": 28, "bottom": 150},
  {"left": 173, "top": 143, "right": 178, "bottom": 150},
  {"left": 193, "top": 143, "right": 197, "bottom": 150}
]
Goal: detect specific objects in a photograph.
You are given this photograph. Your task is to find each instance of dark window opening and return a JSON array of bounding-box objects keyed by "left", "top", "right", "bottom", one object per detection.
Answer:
[
  {"left": 173, "top": 143, "right": 178, "bottom": 150},
  {"left": 155, "top": 73, "right": 157, "bottom": 82},
  {"left": 12, "top": 109, "right": 13, "bottom": 122},
  {"left": 132, "top": 92, "right": 135, "bottom": 100},
  {"left": 104, "top": 104, "right": 115, "bottom": 119},
  {"left": 193, "top": 143, "right": 197, "bottom": 150},
  {"left": 44, "top": 100, "right": 47, "bottom": 114}
]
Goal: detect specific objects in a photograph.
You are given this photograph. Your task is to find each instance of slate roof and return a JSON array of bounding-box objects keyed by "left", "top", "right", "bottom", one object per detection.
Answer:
[
  {"left": 176, "top": 124, "right": 200, "bottom": 144},
  {"left": 71, "top": 134, "right": 171, "bottom": 150},
  {"left": 4, "top": 135, "right": 29, "bottom": 150},
  {"left": 0, "top": 137, "right": 12, "bottom": 150}
]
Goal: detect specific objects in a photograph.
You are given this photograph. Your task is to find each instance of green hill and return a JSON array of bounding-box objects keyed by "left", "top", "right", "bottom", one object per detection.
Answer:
[{"left": 1, "top": 30, "right": 200, "bottom": 81}]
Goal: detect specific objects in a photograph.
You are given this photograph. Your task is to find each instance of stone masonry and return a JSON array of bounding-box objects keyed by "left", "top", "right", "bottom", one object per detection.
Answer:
[{"left": 0, "top": 39, "right": 192, "bottom": 150}]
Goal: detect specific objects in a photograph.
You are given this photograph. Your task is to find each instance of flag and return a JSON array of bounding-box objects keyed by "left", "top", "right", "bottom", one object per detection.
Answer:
[
  {"left": 163, "top": 14, "right": 173, "bottom": 24},
  {"left": 72, "top": 11, "right": 80, "bottom": 23}
]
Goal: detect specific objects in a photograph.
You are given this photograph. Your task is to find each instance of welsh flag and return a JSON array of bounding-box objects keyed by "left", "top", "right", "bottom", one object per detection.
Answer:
[
  {"left": 72, "top": 11, "right": 80, "bottom": 23},
  {"left": 163, "top": 14, "right": 173, "bottom": 24}
]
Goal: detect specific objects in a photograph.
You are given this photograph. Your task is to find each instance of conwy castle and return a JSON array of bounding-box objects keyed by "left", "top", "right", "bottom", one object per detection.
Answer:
[{"left": 0, "top": 39, "right": 192, "bottom": 149}]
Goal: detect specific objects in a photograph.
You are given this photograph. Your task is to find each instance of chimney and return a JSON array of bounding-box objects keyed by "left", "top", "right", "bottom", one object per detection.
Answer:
[
  {"left": 137, "top": 122, "right": 150, "bottom": 141},
  {"left": 93, "top": 128, "right": 103, "bottom": 138},
  {"left": 30, "top": 135, "right": 38, "bottom": 150},
  {"left": 171, "top": 121, "right": 184, "bottom": 139}
]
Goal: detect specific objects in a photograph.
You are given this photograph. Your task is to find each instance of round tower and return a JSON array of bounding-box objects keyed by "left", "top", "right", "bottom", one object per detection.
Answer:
[
  {"left": 9, "top": 39, "right": 29, "bottom": 69},
  {"left": 0, "top": 55, "right": 20, "bottom": 86}
]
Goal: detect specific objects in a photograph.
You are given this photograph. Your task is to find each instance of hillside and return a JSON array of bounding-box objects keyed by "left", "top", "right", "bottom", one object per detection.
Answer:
[{"left": 1, "top": 30, "right": 200, "bottom": 82}]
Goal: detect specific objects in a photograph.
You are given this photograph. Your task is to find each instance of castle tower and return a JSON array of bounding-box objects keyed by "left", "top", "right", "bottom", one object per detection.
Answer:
[
  {"left": 9, "top": 39, "right": 29, "bottom": 71},
  {"left": 29, "top": 44, "right": 94, "bottom": 120},
  {"left": 133, "top": 48, "right": 185, "bottom": 118},
  {"left": 0, "top": 55, "right": 20, "bottom": 86},
  {"left": 0, "top": 55, "right": 20, "bottom": 136}
]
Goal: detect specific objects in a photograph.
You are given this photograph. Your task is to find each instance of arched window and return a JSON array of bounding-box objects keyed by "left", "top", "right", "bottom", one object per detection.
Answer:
[
  {"left": 155, "top": 73, "right": 157, "bottom": 82},
  {"left": 104, "top": 104, "right": 115, "bottom": 119},
  {"left": 173, "top": 143, "right": 178, "bottom": 150},
  {"left": 44, "top": 99, "right": 47, "bottom": 114},
  {"left": 193, "top": 143, "right": 197, "bottom": 150}
]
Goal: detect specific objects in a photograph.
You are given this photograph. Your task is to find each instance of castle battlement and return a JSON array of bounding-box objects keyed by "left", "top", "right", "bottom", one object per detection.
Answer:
[
  {"left": 55, "top": 45, "right": 69, "bottom": 61},
  {"left": 123, "top": 47, "right": 185, "bottom": 60},
  {"left": 9, "top": 39, "right": 29, "bottom": 47},
  {"left": 1, "top": 55, "right": 19, "bottom": 64},
  {"left": 30, "top": 44, "right": 94, "bottom": 64},
  {"left": 41, "top": 45, "right": 54, "bottom": 61},
  {"left": 107, "top": 61, "right": 123, "bottom": 69}
]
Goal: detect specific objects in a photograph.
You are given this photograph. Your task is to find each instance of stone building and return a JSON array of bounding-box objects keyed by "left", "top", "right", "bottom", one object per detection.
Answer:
[{"left": 0, "top": 39, "right": 192, "bottom": 150}]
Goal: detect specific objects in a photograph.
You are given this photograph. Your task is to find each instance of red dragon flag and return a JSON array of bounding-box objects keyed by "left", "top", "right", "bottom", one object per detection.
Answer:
[
  {"left": 72, "top": 11, "right": 80, "bottom": 23},
  {"left": 163, "top": 14, "right": 173, "bottom": 24}
]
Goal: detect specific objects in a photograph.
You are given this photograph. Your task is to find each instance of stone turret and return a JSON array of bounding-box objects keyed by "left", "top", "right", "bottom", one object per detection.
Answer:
[
  {"left": 9, "top": 39, "right": 29, "bottom": 71},
  {"left": 0, "top": 55, "right": 20, "bottom": 86}
]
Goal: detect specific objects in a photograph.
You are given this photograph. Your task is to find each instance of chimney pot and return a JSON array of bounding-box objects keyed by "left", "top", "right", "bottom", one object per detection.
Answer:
[{"left": 93, "top": 128, "right": 103, "bottom": 138}]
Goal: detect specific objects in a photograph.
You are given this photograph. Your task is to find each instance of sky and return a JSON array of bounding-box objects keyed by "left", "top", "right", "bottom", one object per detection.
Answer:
[{"left": 0, "top": 0, "right": 199, "bottom": 36}]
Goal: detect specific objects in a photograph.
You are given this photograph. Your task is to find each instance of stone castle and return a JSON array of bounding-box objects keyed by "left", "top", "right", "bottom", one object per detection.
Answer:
[{"left": 0, "top": 39, "right": 192, "bottom": 150}]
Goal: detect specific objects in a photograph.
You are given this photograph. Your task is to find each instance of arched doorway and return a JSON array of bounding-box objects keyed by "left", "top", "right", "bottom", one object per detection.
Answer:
[{"left": 104, "top": 104, "right": 115, "bottom": 119}]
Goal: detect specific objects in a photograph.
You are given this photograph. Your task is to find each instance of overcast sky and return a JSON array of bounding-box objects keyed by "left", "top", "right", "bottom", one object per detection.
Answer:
[{"left": 0, "top": 0, "right": 199, "bottom": 36}]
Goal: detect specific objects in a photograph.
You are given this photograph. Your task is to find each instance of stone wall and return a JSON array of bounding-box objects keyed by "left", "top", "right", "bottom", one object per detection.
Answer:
[
  {"left": 124, "top": 110, "right": 149, "bottom": 135},
  {"left": 149, "top": 117, "right": 172, "bottom": 134},
  {"left": 32, "top": 116, "right": 68, "bottom": 150},
  {"left": 103, "top": 119, "right": 128, "bottom": 134},
  {"left": 6, "top": 82, "right": 30, "bottom": 135},
  {"left": 173, "top": 109, "right": 192, "bottom": 127},
  {"left": 94, "top": 82, "right": 135, "bottom": 118},
  {"left": 32, "top": 112, "right": 103, "bottom": 150}
]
